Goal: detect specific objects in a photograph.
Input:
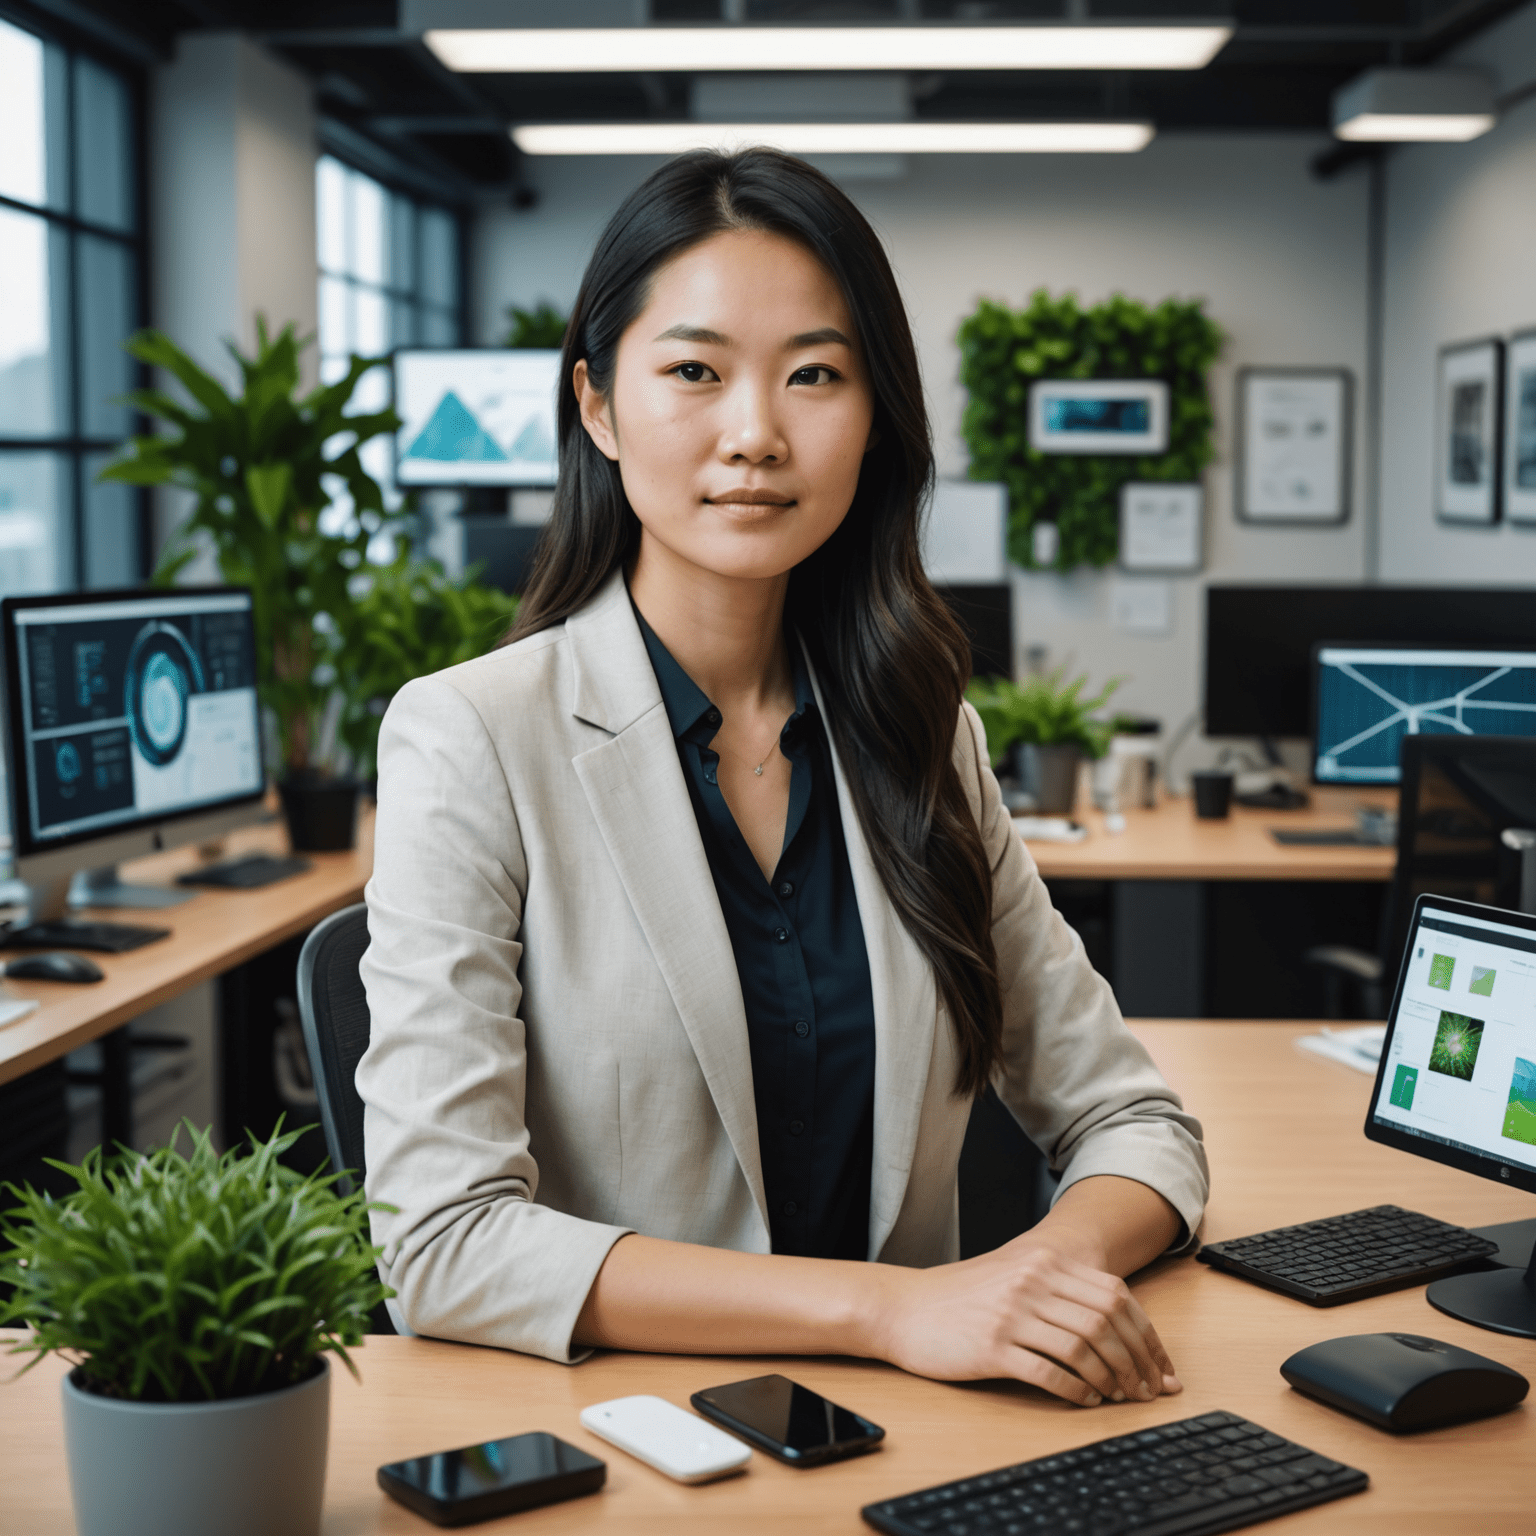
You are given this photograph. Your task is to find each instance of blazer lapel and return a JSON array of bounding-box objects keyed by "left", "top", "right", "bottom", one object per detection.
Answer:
[
  {"left": 567, "top": 574, "right": 769, "bottom": 1237},
  {"left": 804, "top": 657, "right": 938, "bottom": 1261}
]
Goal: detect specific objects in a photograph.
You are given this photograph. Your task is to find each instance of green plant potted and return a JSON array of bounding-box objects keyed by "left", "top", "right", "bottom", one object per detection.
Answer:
[
  {"left": 502, "top": 299, "right": 568, "bottom": 349},
  {"left": 967, "top": 669, "right": 1122, "bottom": 814},
  {"left": 100, "top": 321, "right": 405, "bottom": 851},
  {"left": 1, "top": 1123, "right": 389, "bottom": 1536},
  {"left": 332, "top": 552, "right": 521, "bottom": 784}
]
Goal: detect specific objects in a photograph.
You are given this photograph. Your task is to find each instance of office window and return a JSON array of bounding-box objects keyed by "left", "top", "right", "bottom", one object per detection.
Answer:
[
  {"left": 316, "top": 155, "right": 463, "bottom": 523},
  {"left": 0, "top": 16, "right": 144, "bottom": 596}
]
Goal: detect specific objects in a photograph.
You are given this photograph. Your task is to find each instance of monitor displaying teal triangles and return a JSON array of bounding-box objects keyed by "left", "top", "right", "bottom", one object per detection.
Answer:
[{"left": 405, "top": 391, "right": 508, "bottom": 462}]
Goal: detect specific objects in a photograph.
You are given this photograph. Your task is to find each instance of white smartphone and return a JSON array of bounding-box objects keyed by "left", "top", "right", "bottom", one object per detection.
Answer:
[{"left": 578, "top": 1394, "right": 752, "bottom": 1484}]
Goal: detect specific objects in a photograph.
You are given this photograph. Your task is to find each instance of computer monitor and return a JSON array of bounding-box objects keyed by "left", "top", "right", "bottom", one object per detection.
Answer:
[
  {"left": 0, "top": 587, "right": 266, "bottom": 930},
  {"left": 1312, "top": 643, "right": 1536, "bottom": 785},
  {"left": 1367, "top": 893, "right": 1536, "bottom": 1338},
  {"left": 1204, "top": 585, "right": 1536, "bottom": 740},
  {"left": 393, "top": 348, "right": 560, "bottom": 487}
]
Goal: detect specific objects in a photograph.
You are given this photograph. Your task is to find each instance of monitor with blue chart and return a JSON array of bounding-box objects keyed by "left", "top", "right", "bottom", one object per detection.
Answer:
[
  {"left": 0, "top": 587, "right": 267, "bottom": 940},
  {"left": 1312, "top": 643, "right": 1536, "bottom": 785},
  {"left": 1367, "top": 894, "right": 1536, "bottom": 1338},
  {"left": 393, "top": 349, "right": 560, "bottom": 488}
]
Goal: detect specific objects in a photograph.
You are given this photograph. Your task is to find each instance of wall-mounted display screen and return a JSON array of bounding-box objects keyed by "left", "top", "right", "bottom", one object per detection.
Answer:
[{"left": 393, "top": 349, "right": 560, "bottom": 487}]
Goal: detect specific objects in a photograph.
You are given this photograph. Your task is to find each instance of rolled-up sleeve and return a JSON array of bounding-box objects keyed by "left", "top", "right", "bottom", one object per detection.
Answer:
[
  {"left": 357, "top": 674, "right": 632, "bottom": 1362},
  {"left": 958, "top": 703, "right": 1208, "bottom": 1252}
]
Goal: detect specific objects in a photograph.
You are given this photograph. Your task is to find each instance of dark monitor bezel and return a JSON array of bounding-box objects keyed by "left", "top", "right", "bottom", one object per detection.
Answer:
[
  {"left": 390, "top": 345, "right": 561, "bottom": 491},
  {"left": 1309, "top": 638, "right": 1536, "bottom": 787},
  {"left": 0, "top": 584, "right": 266, "bottom": 861},
  {"left": 1363, "top": 891, "right": 1536, "bottom": 1197}
]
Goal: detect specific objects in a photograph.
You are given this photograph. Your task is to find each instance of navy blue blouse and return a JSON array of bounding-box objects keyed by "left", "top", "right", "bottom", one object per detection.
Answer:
[{"left": 633, "top": 604, "right": 877, "bottom": 1261}]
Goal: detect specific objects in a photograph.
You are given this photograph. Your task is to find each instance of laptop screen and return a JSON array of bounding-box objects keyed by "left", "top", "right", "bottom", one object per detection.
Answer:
[{"left": 1371, "top": 900, "right": 1536, "bottom": 1177}]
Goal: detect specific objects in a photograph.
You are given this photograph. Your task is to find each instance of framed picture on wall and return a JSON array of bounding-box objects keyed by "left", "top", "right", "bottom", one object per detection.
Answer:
[
  {"left": 1234, "top": 367, "right": 1351, "bottom": 524},
  {"left": 1118, "top": 481, "right": 1203, "bottom": 572},
  {"left": 1436, "top": 337, "right": 1503, "bottom": 525},
  {"left": 1027, "top": 379, "right": 1169, "bottom": 455},
  {"left": 1504, "top": 329, "right": 1536, "bottom": 526}
]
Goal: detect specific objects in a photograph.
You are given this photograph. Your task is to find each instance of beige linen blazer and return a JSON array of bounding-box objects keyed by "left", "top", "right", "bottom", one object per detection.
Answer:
[{"left": 358, "top": 568, "right": 1208, "bottom": 1363}]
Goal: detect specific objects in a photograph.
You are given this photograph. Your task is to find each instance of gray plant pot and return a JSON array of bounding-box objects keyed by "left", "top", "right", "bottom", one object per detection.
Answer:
[
  {"left": 1019, "top": 743, "right": 1083, "bottom": 815},
  {"left": 62, "top": 1357, "right": 329, "bottom": 1536}
]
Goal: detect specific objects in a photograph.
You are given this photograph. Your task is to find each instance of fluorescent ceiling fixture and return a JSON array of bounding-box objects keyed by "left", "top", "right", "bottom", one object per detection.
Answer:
[
  {"left": 1332, "top": 67, "right": 1495, "bottom": 143},
  {"left": 429, "top": 25, "right": 1231, "bottom": 74},
  {"left": 512, "top": 121, "right": 1155, "bottom": 156},
  {"left": 1334, "top": 112, "right": 1494, "bottom": 143}
]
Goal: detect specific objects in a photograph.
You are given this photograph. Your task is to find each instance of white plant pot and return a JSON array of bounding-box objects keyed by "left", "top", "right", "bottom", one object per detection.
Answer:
[{"left": 62, "top": 1356, "right": 330, "bottom": 1536}]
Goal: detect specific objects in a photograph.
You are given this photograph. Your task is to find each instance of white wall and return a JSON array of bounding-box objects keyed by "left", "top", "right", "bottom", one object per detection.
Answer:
[
  {"left": 1378, "top": 2, "right": 1536, "bottom": 584},
  {"left": 475, "top": 136, "right": 1370, "bottom": 759}
]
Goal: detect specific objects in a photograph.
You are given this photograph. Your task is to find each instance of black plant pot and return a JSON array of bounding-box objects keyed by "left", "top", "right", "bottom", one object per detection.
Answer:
[{"left": 278, "top": 774, "right": 360, "bottom": 852}]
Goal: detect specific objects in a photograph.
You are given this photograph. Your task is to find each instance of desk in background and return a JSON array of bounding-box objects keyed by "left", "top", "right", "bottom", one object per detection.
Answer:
[
  {"left": 5, "top": 1020, "right": 1530, "bottom": 1534},
  {"left": 0, "top": 811, "right": 372, "bottom": 1175},
  {"left": 1023, "top": 789, "right": 1396, "bottom": 1018}
]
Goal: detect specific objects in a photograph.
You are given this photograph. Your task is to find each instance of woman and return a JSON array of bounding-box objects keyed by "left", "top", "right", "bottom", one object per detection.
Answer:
[{"left": 359, "top": 148, "right": 1207, "bottom": 1410}]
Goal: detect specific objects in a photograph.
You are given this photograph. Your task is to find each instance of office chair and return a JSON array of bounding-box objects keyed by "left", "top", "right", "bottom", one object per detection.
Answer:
[
  {"left": 296, "top": 902, "right": 396, "bottom": 1333},
  {"left": 1306, "top": 736, "right": 1536, "bottom": 1018}
]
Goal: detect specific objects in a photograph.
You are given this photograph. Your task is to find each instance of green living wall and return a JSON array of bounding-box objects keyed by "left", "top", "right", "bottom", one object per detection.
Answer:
[{"left": 958, "top": 291, "right": 1224, "bottom": 571}]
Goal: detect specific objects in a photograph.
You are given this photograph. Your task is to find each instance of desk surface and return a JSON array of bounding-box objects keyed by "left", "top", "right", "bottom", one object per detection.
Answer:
[
  {"left": 3, "top": 1021, "right": 1530, "bottom": 1534},
  {"left": 1026, "top": 788, "right": 1397, "bottom": 883},
  {"left": 0, "top": 811, "right": 373, "bottom": 1086}
]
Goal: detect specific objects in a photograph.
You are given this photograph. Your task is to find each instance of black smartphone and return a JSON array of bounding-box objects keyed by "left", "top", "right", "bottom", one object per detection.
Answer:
[
  {"left": 691, "top": 1373, "right": 885, "bottom": 1467},
  {"left": 377, "top": 1431, "right": 605, "bottom": 1527}
]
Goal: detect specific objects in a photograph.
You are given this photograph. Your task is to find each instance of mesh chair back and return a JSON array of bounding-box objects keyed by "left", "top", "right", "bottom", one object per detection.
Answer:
[{"left": 297, "top": 903, "right": 372, "bottom": 1198}]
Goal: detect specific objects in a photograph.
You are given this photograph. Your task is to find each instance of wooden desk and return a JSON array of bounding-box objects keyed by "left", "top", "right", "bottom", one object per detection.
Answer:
[
  {"left": 3, "top": 1022, "right": 1530, "bottom": 1533},
  {"left": 1026, "top": 787, "right": 1396, "bottom": 884},
  {"left": 0, "top": 810, "right": 373, "bottom": 1087}
]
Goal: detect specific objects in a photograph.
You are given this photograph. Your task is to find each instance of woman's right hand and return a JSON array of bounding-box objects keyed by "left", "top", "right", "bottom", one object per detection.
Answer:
[{"left": 867, "top": 1233, "right": 1181, "bottom": 1408}]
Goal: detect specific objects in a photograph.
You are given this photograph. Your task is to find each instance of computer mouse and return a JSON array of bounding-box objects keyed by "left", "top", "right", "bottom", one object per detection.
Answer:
[
  {"left": 5, "top": 951, "right": 105, "bottom": 984},
  {"left": 1282, "top": 1332, "right": 1528, "bottom": 1432}
]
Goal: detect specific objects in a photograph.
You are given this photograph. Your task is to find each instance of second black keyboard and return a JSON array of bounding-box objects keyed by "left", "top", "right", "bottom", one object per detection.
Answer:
[
  {"left": 861, "top": 1410, "right": 1366, "bottom": 1536},
  {"left": 1196, "top": 1204, "right": 1497, "bottom": 1305}
]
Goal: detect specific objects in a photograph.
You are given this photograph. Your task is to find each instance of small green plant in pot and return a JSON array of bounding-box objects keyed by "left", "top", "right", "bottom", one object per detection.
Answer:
[
  {"left": 332, "top": 552, "right": 521, "bottom": 785},
  {"left": 967, "top": 669, "right": 1122, "bottom": 814},
  {"left": 1, "top": 1122, "right": 390, "bottom": 1536},
  {"left": 99, "top": 321, "right": 406, "bottom": 851}
]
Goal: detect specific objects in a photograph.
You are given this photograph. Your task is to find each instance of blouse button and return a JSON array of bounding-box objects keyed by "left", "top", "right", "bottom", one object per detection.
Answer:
[
  {"left": 774, "top": 927, "right": 789, "bottom": 943},
  {"left": 789, "top": 1119, "right": 805, "bottom": 1136},
  {"left": 776, "top": 880, "right": 794, "bottom": 898},
  {"left": 782, "top": 1200, "right": 798, "bottom": 1217},
  {"left": 794, "top": 1020, "right": 810, "bottom": 1038},
  {"left": 706, "top": 708, "right": 721, "bottom": 726}
]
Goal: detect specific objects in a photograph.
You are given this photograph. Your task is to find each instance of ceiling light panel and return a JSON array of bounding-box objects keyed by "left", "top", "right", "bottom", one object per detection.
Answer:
[
  {"left": 511, "top": 122, "right": 1156, "bottom": 156},
  {"left": 429, "top": 25, "right": 1232, "bottom": 74},
  {"left": 1332, "top": 68, "right": 1496, "bottom": 143}
]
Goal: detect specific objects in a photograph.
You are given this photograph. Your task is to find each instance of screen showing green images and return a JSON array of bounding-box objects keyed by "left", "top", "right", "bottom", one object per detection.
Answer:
[
  {"left": 1505, "top": 1058, "right": 1536, "bottom": 1147},
  {"left": 1429, "top": 1011, "right": 1485, "bottom": 1080},
  {"left": 1427, "top": 953, "right": 1456, "bottom": 990},
  {"left": 1469, "top": 965, "right": 1496, "bottom": 997},
  {"left": 1390, "top": 1063, "right": 1419, "bottom": 1110}
]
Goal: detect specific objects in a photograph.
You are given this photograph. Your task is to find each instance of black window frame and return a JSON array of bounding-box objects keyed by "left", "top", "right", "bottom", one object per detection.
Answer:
[
  {"left": 0, "top": 3, "right": 152, "bottom": 593},
  {"left": 315, "top": 146, "right": 470, "bottom": 373}
]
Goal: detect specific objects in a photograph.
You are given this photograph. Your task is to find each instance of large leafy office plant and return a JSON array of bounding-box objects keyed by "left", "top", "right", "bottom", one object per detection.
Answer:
[
  {"left": 0, "top": 1122, "right": 390, "bottom": 1402},
  {"left": 958, "top": 291, "right": 1224, "bottom": 571},
  {"left": 101, "top": 322, "right": 403, "bottom": 775},
  {"left": 966, "top": 669, "right": 1123, "bottom": 767}
]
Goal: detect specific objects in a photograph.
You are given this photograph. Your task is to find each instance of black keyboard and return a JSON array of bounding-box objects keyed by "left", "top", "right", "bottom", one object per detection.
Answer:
[
  {"left": 862, "top": 1411, "right": 1366, "bottom": 1536},
  {"left": 1197, "top": 1204, "right": 1497, "bottom": 1305},
  {"left": 177, "top": 853, "right": 311, "bottom": 889},
  {"left": 0, "top": 919, "right": 169, "bottom": 953}
]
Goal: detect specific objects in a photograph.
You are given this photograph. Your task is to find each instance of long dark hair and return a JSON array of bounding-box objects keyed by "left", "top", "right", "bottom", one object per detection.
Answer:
[{"left": 509, "top": 148, "right": 1001, "bottom": 1096}]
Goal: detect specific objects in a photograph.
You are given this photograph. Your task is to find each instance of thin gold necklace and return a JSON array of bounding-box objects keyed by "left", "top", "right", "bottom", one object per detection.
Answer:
[{"left": 712, "top": 724, "right": 785, "bottom": 777}]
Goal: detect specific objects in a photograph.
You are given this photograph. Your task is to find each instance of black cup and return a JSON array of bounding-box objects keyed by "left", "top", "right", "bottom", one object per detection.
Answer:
[{"left": 1191, "top": 769, "right": 1235, "bottom": 820}]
